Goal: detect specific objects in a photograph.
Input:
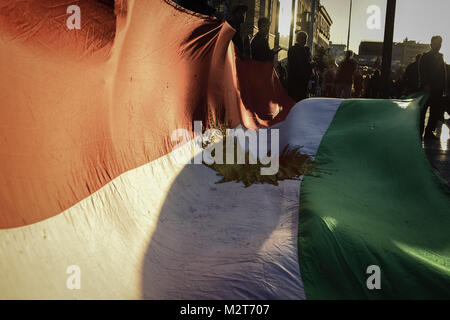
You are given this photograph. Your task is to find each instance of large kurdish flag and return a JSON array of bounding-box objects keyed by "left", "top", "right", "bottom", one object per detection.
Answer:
[
  {"left": 298, "top": 95, "right": 450, "bottom": 299},
  {"left": 1, "top": 0, "right": 449, "bottom": 299}
]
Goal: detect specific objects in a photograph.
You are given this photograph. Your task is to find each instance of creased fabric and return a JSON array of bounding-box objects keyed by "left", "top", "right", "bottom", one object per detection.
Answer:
[{"left": 0, "top": 0, "right": 293, "bottom": 228}]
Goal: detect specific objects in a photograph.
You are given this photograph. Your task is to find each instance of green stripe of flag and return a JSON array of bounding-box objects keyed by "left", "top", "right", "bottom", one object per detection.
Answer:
[{"left": 298, "top": 95, "right": 450, "bottom": 299}]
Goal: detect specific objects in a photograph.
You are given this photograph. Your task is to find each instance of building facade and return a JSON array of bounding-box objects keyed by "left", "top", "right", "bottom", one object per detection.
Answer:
[
  {"left": 397, "top": 39, "right": 430, "bottom": 65},
  {"left": 211, "top": 0, "right": 332, "bottom": 60},
  {"left": 313, "top": 4, "right": 332, "bottom": 51},
  {"left": 294, "top": 1, "right": 332, "bottom": 54},
  {"left": 358, "top": 39, "right": 430, "bottom": 68}
]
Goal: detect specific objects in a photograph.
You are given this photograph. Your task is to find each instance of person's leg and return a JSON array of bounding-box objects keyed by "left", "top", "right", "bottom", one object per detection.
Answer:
[
  {"left": 288, "top": 85, "right": 305, "bottom": 103},
  {"left": 335, "top": 84, "right": 342, "bottom": 98},
  {"left": 343, "top": 85, "right": 352, "bottom": 98},
  {"left": 326, "top": 85, "right": 333, "bottom": 97},
  {"left": 287, "top": 83, "right": 298, "bottom": 102},
  {"left": 425, "top": 94, "right": 444, "bottom": 136},
  {"left": 299, "top": 84, "right": 308, "bottom": 101},
  {"left": 420, "top": 101, "right": 428, "bottom": 137}
]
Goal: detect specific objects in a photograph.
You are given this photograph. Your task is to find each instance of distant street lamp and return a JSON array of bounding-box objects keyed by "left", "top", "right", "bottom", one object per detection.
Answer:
[{"left": 347, "top": 0, "right": 352, "bottom": 51}]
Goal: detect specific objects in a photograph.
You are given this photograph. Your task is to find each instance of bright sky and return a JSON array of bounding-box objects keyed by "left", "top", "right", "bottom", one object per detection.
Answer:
[{"left": 320, "top": 0, "right": 450, "bottom": 62}]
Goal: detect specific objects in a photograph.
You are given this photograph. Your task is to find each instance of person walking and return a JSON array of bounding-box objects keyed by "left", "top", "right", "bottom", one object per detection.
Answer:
[
  {"left": 353, "top": 68, "right": 363, "bottom": 98},
  {"left": 363, "top": 73, "right": 371, "bottom": 98},
  {"left": 322, "top": 64, "right": 337, "bottom": 97},
  {"left": 287, "top": 31, "right": 313, "bottom": 102},
  {"left": 335, "top": 50, "right": 357, "bottom": 98},
  {"left": 369, "top": 69, "right": 381, "bottom": 98},
  {"left": 420, "top": 36, "right": 447, "bottom": 140}
]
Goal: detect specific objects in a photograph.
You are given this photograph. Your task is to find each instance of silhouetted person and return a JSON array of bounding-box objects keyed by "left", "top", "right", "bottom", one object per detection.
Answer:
[
  {"left": 353, "top": 69, "right": 363, "bottom": 98},
  {"left": 287, "top": 31, "right": 312, "bottom": 102},
  {"left": 420, "top": 36, "right": 446, "bottom": 140},
  {"left": 251, "top": 18, "right": 280, "bottom": 62},
  {"left": 403, "top": 54, "right": 422, "bottom": 95},
  {"left": 363, "top": 74, "right": 371, "bottom": 98},
  {"left": 392, "top": 77, "right": 405, "bottom": 99},
  {"left": 310, "top": 66, "right": 319, "bottom": 96},
  {"left": 369, "top": 70, "right": 381, "bottom": 98},
  {"left": 226, "top": 5, "right": 248, "bottom": 58},
  {"left": 335, "top": 50, "right": 357, "bottom": 98}
]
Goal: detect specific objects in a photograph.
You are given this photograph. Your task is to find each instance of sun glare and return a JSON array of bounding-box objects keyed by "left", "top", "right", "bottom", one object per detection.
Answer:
[
  {"left": 278, "top": 0, "right": 294, "bottom": 37},
  {"left": 440, "top": 113, "right": 450, "bottom": 151}
]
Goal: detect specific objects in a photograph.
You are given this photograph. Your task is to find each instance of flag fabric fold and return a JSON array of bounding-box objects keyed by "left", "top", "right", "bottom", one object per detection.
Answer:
[{"left": 0, "top": 0, "right": 293, "bottom": 228}]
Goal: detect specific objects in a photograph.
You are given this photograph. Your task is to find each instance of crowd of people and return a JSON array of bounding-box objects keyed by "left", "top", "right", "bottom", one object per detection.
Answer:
[
  {"left": 317, "top": 52, "right": 378, "bottom": 99},
  {"left": 282, "top": 35, "right": 449, "bottom": 140},
  {"left": 173, "top": 1, "right": 448, "bottom": 141}
]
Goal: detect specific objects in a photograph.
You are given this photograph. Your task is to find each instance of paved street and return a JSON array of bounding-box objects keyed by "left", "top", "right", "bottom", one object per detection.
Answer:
[{"left": 423, "top": 124, "right": 450, "bottom": 184}]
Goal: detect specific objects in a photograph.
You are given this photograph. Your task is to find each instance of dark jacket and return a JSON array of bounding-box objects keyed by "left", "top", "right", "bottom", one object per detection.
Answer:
[
  {"left": 250, "top": 32, "right": 274, "bottom": 62},
  {"left": 403, "top": 61, "right": 420, "bottom": 93},
  {"left": 368, "top": 72, "right": 381, "bottom": 98},
  {"left": 287, "top": 45, "right": 312, "bottom": 101},
  {"left": 447, "top": 64, "right": 450, "bottom": 93},
  {"left": 287, "top": 45, "right": 312, "bottom": 84},
  {"left": 335, "top": 58, "right": 357, "bottom": 85},
  {"left": 229, "top": 23, "right": 244, "bottom": 54},
  {"left": 420, "top": 50, "right": 446, "bottom": 94}
]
